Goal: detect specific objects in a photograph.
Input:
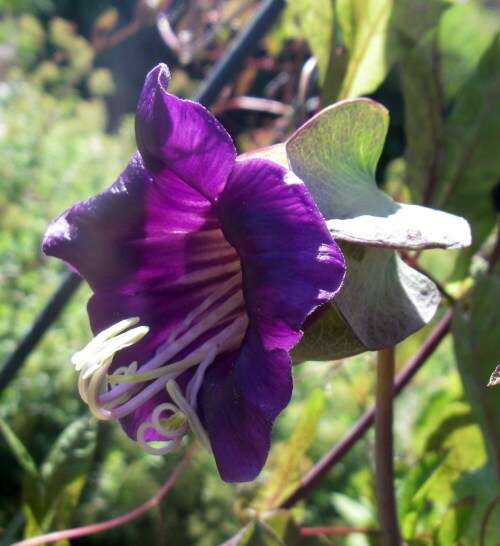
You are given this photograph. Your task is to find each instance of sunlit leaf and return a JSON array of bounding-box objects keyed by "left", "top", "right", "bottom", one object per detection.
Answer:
[
  {"left": 399, "top": 32, "right": 444, "bottom": 204},
  {"left": 389, "top": 0, "right": 448, "bottom": 51},
  {"left": 221, "top": 520, "right": 283, "bottom": 546},
  {"left": 398, "top": 452, "right": 444, "bottom": 538},
  {"left": 332, "top": 0, "right": 393, "bottom": 100},
  {"left": 93, "top": 8, "right": 118, "bottom": 34},
  {"left": 330, "top": 492, "right": 374, "bottom": 527},
  {"left": 287, "top": 99, "right": 470, "bottom": 250},
  {"left": 400, "top": 3, "right": 499, "bottom": 216},
  {"left": 285, "top": 0, "right": 334, "bottom": 82},
  {"left": 438, "top": 3, "right": 499, "bottom": 102}
]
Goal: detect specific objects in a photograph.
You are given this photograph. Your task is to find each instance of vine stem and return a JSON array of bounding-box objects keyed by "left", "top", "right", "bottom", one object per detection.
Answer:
[
  {"left": 375, "top": 347, "right": 402, "bottom": 545},
  {"left": 11, "top": 445, "right": 194, "bottom": 546},
  {"left": 300, "top": 526, "right": 379, "bottom": 537}
]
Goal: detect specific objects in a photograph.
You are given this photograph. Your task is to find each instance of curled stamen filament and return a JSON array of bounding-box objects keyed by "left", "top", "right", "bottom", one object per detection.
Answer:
[
  {"left": 151, "top": 403, "right": 187, "bottom": 438},
  {"left": 136, "top": 422, "right": 182, "bottom": 455}
]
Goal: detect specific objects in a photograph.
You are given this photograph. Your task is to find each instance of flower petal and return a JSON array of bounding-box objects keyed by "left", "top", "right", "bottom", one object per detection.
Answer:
[
  {"left": 135, "top": 63, "right": 236, "bottom": 201},
  {"left": 197, "top": 159, "right": 345, "bottom": 481},
  {"left": 199, "top": 350, "right": 274, "bottom": 483},
  {"left": 220, "top": 159, "right": 345, "bottom": 338},
  {"left": 43, "top": 153, "right": 242, "bottom": 440}
]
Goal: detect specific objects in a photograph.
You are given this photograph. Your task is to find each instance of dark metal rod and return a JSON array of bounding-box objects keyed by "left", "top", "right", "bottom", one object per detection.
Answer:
[
  {"left": 193, "top": 0, "right": 285, "bottom": 105},
  {"left": 0, "top": 0, "right": 285, "bottom": 395},
  {"left": 0, "top": 272, "right": 82, "bottom": 393}
]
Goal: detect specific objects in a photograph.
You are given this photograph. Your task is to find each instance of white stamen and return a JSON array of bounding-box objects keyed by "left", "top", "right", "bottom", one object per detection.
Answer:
[
  {"left": 72, "top": 317, "right": 140, "bottom": 370},
  {"left": 72, "top": 265, "right": 249, "bottom": 459},
  {"left": 101, "top": 288, "right": 244, "bottom": 404},
  {"left": 106, "top": 316, "right": 248, "bottom": 419}
]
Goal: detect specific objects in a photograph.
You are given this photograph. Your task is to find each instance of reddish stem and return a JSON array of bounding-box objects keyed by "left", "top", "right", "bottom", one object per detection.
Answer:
[
  {"left": 11, "top": 446, "right": 194, "bottom": 546},
  {"left": 300, "top": 526, "right": 379, "bottom": 537}
]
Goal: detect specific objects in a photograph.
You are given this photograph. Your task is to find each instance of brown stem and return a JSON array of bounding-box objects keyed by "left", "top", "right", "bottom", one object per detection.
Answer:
[
  {"left": 375, "top": 348, "right": 402, "bottom": 546},
  {"left": 11, "top": 445, "right": 194, "bottom": 546},
  {"left": 300, "top": 526, "right": 379, "bottom": 537}
]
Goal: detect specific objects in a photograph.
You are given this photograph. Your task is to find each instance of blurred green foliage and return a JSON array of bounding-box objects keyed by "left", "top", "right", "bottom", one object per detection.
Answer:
[{"left": 0, "top": 1, "right": 499, "bottom": 546}]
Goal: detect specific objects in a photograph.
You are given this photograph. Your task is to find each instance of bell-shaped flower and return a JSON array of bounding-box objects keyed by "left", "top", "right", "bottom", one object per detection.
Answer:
[{"left": 42, "top": 64, "right": 345, "bottom": 482}]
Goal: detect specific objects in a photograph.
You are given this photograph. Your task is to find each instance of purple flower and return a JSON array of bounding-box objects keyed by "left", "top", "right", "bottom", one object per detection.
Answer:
[{"left": 43, "top": 64, "right": 345, "bottom": 482}]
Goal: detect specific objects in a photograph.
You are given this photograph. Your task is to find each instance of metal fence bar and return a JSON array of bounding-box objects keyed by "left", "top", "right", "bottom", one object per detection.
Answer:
[
  {"left": 193, "top": 0, "right": 285, "bottom": 105},
  {"left": 0, "top": 0, "right": 285, "bottom": 395},
  {"left": 0, "top": 273, "right": 82, "bottom": 393}
]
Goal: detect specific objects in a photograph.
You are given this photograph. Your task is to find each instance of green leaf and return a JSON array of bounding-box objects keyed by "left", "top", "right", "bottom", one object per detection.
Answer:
[
  {"left": 40, "top": 416, "right": 96, "bottom": 514},
  {"left": 400, "top": 3, "right": 499, "bottom": 210},
  {"left": 252, "top": 390, "right": 325, "bottom": 511},
  {"left": 438, "top": 2, "right": 500, "bottom": 102},
  {"left": 285, "top": 0, "right": 334, "bottom": 82},
  {"left": 287, "top": 99, "right": 470, "bottom": 250},
  {"left": 262, "top": 511, "right": 303, "bottom": 546},
  {"left": 221, "top": 520, "right": 284, "bottom": 546},
  {"left": 389, "top": 0, "right": 448, "bottom": 52},
  {"left": 330, "top": 493, "right": 374, "bottom": 527},
  {"left": 0, "top": 419, "right": 46, "bottom": 529},
  {"left": 452, "top": 274, "right": 500, "bottom": 478},
  {"left": 433, "top": 497, "right": 475, "bottom": 546},
  {"left": 400, "top": 32, "right": 444, "bottom": 204},
  {"left": 336, "top": 243, "right": 440, "bottom": 350},
  {"left": 398, "top": 453, "right": 444, "bottom": 538},
  {"left": 0, "top": 418, "right": 39, "bottom": 478},
  {"left": 332, "top": 0, "right": 394, "bottom": 99},
  {"left": 436, "top": 34, "right": 500, "bottom": 266}
]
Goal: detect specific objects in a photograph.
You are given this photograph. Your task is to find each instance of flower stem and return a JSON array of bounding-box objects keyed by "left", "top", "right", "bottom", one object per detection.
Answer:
[
  {"left": 375, "top": 347, "right": 401, "bottom": 546},
  {"left": 11, "top": 445, "right": 195, "bottom": 546}
]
